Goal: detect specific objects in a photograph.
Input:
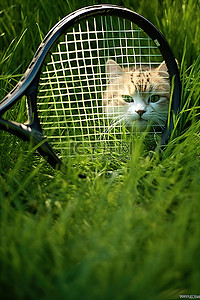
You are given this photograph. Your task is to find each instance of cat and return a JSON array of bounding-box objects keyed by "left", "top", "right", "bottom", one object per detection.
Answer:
[{"left": 102, "top": 59, "right": 170, "bottom": 131}]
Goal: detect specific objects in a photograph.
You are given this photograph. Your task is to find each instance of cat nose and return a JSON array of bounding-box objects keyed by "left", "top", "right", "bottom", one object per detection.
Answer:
[{"left": 136, "top": 110, "right": 146, "bottom": 117}]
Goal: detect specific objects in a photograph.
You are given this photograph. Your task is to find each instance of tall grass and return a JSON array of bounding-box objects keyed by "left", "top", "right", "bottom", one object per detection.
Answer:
[{"left": 0, "top": 0, "right": 200, "bottom": 299}]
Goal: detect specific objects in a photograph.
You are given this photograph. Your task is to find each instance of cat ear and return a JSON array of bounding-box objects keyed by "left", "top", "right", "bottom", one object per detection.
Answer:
[
  {"left": 106, "top": 59, "right": 123, "bottom": 79},
  {"left": 156, "top": 61, "right": 169, "bottom": 77},
  {"left": 157, "top": 61, "right": 168, "bottom": 72}
]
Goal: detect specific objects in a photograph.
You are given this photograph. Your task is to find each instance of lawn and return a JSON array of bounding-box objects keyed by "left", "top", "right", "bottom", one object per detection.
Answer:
[{"left": 0, "top": 0, "right": 200, "bottom": 299}]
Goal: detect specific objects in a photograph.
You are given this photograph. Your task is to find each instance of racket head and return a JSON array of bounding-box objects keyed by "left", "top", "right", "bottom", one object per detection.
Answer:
[{"left": 0, "top": 5, "right": 181, "bottom": 168}]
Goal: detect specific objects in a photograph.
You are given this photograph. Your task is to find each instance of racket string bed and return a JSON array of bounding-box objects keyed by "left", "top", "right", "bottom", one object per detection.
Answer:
[{"left": 37, "top": 15, "right": 164, "bottom": 160}]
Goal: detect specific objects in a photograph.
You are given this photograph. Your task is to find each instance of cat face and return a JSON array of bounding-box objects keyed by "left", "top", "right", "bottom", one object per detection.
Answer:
[{"left": 102, "top": 59, "right": 170, "bottom": 130}]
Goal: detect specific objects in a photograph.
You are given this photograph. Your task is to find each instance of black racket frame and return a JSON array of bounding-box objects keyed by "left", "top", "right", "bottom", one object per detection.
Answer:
[{"left": 0, "top": 4, "right": 181, "bottom": 169}]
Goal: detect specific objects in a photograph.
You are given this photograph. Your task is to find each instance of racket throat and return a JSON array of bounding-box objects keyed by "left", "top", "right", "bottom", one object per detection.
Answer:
[{"left": 26, "top": 75, "right": 42, "bottom": 132}]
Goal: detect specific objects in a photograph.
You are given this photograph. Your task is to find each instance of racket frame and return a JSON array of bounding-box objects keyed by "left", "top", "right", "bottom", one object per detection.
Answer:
[{"left": 0, "top": 4, "right": 181, "bottom": 169}]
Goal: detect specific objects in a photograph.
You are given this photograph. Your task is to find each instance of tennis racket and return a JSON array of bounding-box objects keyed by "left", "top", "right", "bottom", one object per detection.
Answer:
[{"left": 0, "top": 4, "right": 181, "bottom": 170}]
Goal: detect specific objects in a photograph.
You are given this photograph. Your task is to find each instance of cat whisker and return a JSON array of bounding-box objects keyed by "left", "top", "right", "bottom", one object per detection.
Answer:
[
  {"left": 100, "top": 114, "right": 126, "bottom": 141},
  {"left": 108, "top": 115, "right": 126, "bottom": 130},
  {"left": 150, "top": 111, "right": 168, "bottom": 124},
  {"left": 150, "top": 115, "right": 166, "bottom": 129}
]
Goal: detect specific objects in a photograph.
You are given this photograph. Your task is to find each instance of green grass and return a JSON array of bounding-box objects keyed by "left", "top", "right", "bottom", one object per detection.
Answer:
[{"left": 0, "top": 0, "right": 200, "bottom": 299}]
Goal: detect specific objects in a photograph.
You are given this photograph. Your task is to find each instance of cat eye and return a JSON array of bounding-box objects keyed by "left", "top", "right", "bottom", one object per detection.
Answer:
[
  {"left": 123, "top": 95, "right": 133, "bottom": 103},
  {"left": 149, "top": 95, "right": 160, "bottom": 103}
]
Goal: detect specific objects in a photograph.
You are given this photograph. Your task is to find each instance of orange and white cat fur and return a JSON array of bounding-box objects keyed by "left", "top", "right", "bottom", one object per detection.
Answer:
[{"left": 102, "top": 59, "right": 170, "bottom": 131}]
